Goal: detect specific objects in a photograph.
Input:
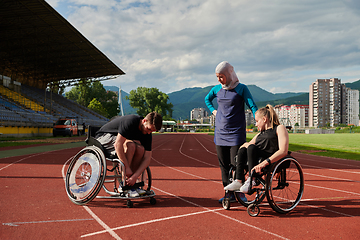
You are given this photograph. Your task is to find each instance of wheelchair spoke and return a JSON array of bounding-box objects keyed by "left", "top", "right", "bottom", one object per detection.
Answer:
[{"left": 266, "top": 157, "right": 304, "bottom": 214}]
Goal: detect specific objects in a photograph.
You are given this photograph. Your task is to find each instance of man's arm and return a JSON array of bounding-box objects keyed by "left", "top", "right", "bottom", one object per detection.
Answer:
[
  {"left": 126, "top": 150, "right": 152, "bottom": 186},
  {"left": 114, "top": 133, "right": 133, "bottom": 177}
]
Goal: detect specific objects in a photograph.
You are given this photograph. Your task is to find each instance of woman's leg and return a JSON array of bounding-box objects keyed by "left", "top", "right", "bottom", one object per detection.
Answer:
[
  {"left": 235, "top": 147, "right": 247, "bottom": 183},
  {"left": 216, "top": 145, "right": 240, "bottom": 187},
  {"left": 247, "top": 144, "right": 261, "bottom": 173},
  {"left": 216, "top": 145, "right": 231, "bottom": 187},
  {"left": 247, "top": 144, "right": 270, "bottom": 173}
]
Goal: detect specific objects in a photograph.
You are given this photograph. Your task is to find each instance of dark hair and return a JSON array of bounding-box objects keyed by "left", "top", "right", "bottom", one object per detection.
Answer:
[
  {"left": 256, "top": 104, "right": 280, "bottom": 128},
  {"left": 145, "top": 111, "right": 163, "bottom": 131}
]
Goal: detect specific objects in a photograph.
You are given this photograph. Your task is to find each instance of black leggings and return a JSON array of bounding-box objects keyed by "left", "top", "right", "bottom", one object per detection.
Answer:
[
  {"left": 216, "top": 145, "right": 240, "bottom": 187},
  {"left": 235, "top": 145, "right": 271, "bottom": 182}
]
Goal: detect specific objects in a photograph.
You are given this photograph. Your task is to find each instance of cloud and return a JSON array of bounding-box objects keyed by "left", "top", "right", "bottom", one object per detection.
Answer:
[{"left": 49, "top": 0, "right": 360, "bottom": 94}]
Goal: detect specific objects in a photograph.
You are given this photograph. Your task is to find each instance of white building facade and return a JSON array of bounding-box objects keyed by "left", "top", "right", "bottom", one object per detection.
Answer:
[
  {"left": 309, "top": 78, "right": 359, "bottom": 127},
  {"left": 309, "top": 78, "right": 343, "bottom": 127},
  {"left": 274, "top": 104, "right": 309, "bottom": 128},
  {"left": 346, "top": 88, "right": 360, "bottom": 126},
  {"left": 190, "top": 108, "right": 208, "bottom": 121}
]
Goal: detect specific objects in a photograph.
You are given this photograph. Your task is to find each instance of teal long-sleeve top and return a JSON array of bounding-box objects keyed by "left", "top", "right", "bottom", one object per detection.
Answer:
[{"left": 205, "top": 83, "right": 258, "bottom": 146}]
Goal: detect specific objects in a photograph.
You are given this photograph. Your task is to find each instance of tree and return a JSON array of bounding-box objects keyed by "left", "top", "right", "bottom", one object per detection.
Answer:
[
  {"left": 65, "top": 80, "right": 120, "bottom": 119},
  {"left": 126, "top": 87, "right": 173, "bottom": 118},
  {"left": 65, "top": 79, "right": 92, "bottom": 106},
  {"left": 88, "top": 98, "right": 108, "bottom": 117}
]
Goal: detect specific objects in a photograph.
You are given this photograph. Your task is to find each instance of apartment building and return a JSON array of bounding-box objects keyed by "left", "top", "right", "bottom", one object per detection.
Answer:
[
  {"left": 245, "top": 109, "right": 255, "bottom": 126},
  {"left": 309, "top": 78, "right": 359, "bottom": 127},
  {"left": 190, "top": 108, "right": 208, "bottom": 121},
  {"left": 347, "top": 88, "right": 360, "bottom": 126},
  {"left": 274, "top": 104, "right": 309, "bottom": 128}
]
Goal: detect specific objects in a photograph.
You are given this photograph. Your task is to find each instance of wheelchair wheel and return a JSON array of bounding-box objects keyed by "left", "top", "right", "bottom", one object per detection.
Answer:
[
  {"left": 222, "top": 197, "right": 231, "bottom": 210},
  {"left": 140, "top": 166, "right": 152, "bottom": 191},
  {"left": 233, "top": 168, "right": 266, "bottom": 207},
  {"left": 265, "top": 157, "right": 304, "bottom": 214},
  {"left": 65, "top": 146, "right": 106, "bottom": 205},
  {"left": 247, "top": 204, "right": 260, "bottom": 217}
]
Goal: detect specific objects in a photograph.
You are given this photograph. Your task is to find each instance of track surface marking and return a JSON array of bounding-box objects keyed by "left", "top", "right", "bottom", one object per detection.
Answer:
[{"left": 1, "top": 133, "right": 360, "bottom": 239}]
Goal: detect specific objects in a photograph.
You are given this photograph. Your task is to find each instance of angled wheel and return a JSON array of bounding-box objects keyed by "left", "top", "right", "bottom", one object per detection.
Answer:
[
  {"left": 222, "top": 197, "right": 230, "bottom": 210},
  {"left": 266, "top": 157, "right": 304, "bottom": 214},
  {"left": 150, "top": 197, "right": 156, "bottom": 205},
  {"left": 127, "top": 200, "right": 133, "bottom": 208},
  {"left": 247, "top": 204, "right": 260, "bottom": 217},
  {"left": 65, "top": 146, "right": 106, "bottom": 205}
]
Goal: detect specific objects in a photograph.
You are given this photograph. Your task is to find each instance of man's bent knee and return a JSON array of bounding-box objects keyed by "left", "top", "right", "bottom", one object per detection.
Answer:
[{"left": 124, "top": 140, "right": 145, "bottom": 156}]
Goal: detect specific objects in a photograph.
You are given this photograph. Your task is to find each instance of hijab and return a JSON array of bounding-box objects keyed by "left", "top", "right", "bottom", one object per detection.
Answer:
[{"left": 215, "top": 61, "right": 240, "bottom": 90}]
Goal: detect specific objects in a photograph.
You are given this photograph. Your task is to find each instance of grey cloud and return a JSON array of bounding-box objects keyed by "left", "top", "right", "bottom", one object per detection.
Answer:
[{"left": 50, "top": 0, "right": 360, "bottom": 93}]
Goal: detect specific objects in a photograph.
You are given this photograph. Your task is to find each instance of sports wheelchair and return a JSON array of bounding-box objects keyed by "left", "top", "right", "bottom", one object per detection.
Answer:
[
  {"left": 65, "top": 126, "right": 156, "bottom": 208},
  {"left": 222, "top": 152, "right": 304, "bottom": 217}
]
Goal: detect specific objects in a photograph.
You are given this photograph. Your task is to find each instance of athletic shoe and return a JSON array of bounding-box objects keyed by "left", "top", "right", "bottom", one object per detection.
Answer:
[
  {"left": 218, "top": 192, "right": 236, "bottom": 203},
  {"left": 224, "top": 180, "right": 242, "bottom": 191},
  {"left": 136, "top": 188, "right": 147, "bottom": 195},
  {"left": 237, "top": 192, "right": 248, "bottom": 202},
  {"left": 127, "top": 189, "right": 139, "bottom": 198},
  {"left": 239, "top": 177, "right": 256, "bottom": 194}
]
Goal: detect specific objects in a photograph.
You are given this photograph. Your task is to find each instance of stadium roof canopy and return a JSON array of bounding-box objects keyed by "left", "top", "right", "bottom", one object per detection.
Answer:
[{"left": 0, "top": 0, "right": 125, "bottom": 89}]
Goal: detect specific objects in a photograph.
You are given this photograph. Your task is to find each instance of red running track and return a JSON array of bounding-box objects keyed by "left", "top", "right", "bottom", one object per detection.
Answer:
[{"left": 1, "top": 133, "right": 360, "bottom": 239}]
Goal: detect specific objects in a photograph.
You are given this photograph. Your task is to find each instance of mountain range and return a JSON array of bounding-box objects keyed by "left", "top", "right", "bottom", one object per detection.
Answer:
[{"left": 105, "top": 79, "right": 360, "bottom": 120}]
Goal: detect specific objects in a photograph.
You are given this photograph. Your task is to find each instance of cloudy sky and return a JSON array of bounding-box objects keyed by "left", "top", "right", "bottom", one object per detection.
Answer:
[{"left": 47, "top": 0, "right": 360, "bottom": 94}]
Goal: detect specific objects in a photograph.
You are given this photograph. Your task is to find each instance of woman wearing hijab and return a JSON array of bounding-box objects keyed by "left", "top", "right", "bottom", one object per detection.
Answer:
[{"left": 205, "top": 61, "right": 258, "bottom": 203}]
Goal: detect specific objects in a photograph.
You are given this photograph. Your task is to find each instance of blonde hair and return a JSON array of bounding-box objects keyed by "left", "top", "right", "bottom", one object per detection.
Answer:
[{"left": 256, "top": 104, "right": 280, "bottom": 128}]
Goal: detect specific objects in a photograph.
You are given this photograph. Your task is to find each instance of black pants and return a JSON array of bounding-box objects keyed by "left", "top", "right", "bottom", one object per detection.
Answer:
[
  {"left": 216, "top": 145, "right": 240, "bottom": 187},
  {"left": 235, "top": 145, "right": 271, "bottom": 182}
]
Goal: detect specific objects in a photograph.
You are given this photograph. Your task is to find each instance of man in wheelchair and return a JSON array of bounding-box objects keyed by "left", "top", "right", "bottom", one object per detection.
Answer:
[
  {"left": 224, "top": 104, "right": 289, "bottom": 193},
  {"left": 95, "top": 112, "right": 162, "bottom": 197}
]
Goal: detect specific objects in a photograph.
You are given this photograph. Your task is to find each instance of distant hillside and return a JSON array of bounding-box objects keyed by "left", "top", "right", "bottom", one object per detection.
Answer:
[
  {"left": 105, "top": 79, "right": 360, "bottom": 120},
  {"left": 247, "top": 85, "right": 303, "bottom": 102},
  {"left": 256, "top": 93, "right": 309, "bottom": 108},
  {"left": 345, "top": 79, "right": 360, "bottom": 90},
  {"left": 168, "top": 85, "right": 305, "bottom": 120},
  {"left": 105, "top": 85, "right": 307, "bottom": 120}
]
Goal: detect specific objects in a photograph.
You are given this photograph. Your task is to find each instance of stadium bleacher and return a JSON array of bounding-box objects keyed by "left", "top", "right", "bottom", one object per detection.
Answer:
[{"left": 0, "top": 84, "right": 109, "bottom": 129}]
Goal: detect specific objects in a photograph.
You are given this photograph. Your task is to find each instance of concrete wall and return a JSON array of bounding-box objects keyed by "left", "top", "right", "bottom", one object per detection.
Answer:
[{"left": 305, "top": 129, "right": 335, "bottom": 134}]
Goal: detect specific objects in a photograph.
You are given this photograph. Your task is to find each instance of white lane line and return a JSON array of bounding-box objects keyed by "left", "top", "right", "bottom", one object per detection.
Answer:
[
  {"left": 295, "top": 153, "right": 360, "bottom": 166},
  {"left": 2, "top": 218, "right": 94, "bottom": 227},
  {"left": 82, "top": 206, "right": 122, "bottom": 240},
  {"left": 193, "top": 135, "right": 217, "bottom": 155},
  {"left": 301, "top": 163, "right": 360, "bottom": 175},
  {"left": 82, "top": 186, "right": 289, "bottom": 240},
  {"left": 179, "top": 135, "right": 218, "bottom": 167},
  {"left": 299, "top": 201, "right": 356, "bottom": 217},
  {"left": 152, "top": 157, "right": 221, "bottom": 185},
  {"left": 303, "top": 170, "right": 360, "bottom": 183},
  {"left": 0, "top": 151, "right": 49, "bottom": 171},
  {"left": 303, "top": 182, "right": 360, "bottom": 196},
  {"left": 62, "top": 157, "right": 122, "bottom": 240}
]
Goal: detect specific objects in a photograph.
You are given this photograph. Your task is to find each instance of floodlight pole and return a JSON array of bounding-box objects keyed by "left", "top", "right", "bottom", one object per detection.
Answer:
[{"left": 119, "top": 86, "right": 125, "bottom": 116}]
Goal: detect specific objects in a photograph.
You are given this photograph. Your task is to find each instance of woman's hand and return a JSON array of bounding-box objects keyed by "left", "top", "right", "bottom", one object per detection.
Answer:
[
  {"left": 252, "top": 160, "right": 268, "bottom": 173},
  {"left": 212, "top": 110, "right": 217, "bottom": 116}
]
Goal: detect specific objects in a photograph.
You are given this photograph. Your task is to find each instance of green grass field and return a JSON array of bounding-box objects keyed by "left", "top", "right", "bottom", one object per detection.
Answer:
[{"left": 246, "top": 133, "right": 360, "bottom": 161}]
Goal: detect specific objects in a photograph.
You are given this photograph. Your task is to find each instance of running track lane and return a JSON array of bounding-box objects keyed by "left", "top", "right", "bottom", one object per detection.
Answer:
[{"left": 1, "top": 133, "right": 359, "bottom": 239}]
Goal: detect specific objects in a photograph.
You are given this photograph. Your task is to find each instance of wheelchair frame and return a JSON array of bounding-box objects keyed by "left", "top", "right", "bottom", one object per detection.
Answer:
[
  {"left": 222, "top": 153, "right": 304, "bottom": 217},
  {"left": 65, "top": 126, "right": 156, "bottom": 208}
]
